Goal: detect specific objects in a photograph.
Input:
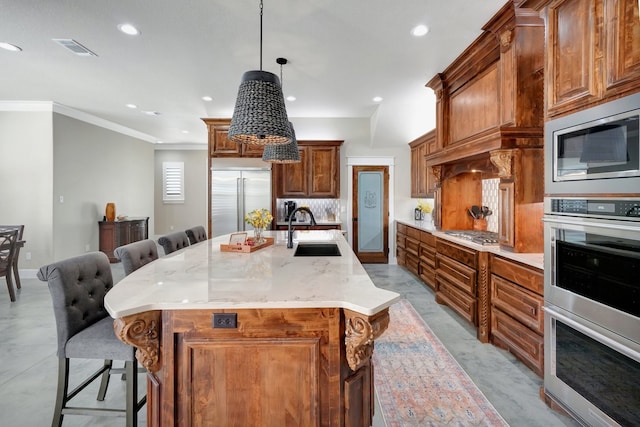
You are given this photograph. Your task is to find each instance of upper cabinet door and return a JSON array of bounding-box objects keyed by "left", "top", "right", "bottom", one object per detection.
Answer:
[
  {"left": 604, "top": 0, "right": 640, "bottom": 96},
  {"left": 309, "top": 146, "right": 339, "bottom": 197},
  {"left": 546, "top": 0, "right": 599, "bottom": 115},
  {"left": 279, "top": 146, "right": 308, "bottom": 197}
]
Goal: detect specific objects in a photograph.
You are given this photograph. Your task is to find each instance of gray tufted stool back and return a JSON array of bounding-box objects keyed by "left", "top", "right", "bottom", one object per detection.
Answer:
[
  {"left": 185, "top": 225, "right": 208, "bottom": 245},
  {"left": 114, "top": 239, "right": 159, "bottom": 276},
  {"left": 37, "top": 252, "right": 114, "bottom": 358},
  {"left": 157, "top": 230, "right": 191, "bottom": 255}
]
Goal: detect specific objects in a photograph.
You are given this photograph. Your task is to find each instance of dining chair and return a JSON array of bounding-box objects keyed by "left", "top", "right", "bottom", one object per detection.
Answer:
[
  {"left": 157, "top": 230, "right": 190, "bottom": 255},
  {"left": 185, "top": 225, "right": 208, "bottom": 245},
  {"left": 0, "top": 225, "right": 25, "bottom": 290},
  {"left": 37, "top": 251, "right": 146, "bottom": 427},
  {"left": 114, "top": 239, "right": 159, "bottom": 276},
  {"left": 0, "top": 229, "right": 19, "bottom": 302}
]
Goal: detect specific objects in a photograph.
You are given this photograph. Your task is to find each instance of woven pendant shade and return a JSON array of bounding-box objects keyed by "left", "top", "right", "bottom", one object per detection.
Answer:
[
  {"left": 262, "top": 122, "right": 301, "bottom": 163},
  {"left": 228, "top": 70, "right": 293, "bottom": 145}
]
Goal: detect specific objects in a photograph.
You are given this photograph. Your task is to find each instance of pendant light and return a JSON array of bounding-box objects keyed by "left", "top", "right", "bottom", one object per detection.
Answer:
[
  {"left": 228, "top": 0, "right": 292, "bottom": 146},
  {"left": 262, "top": 58, "right": 301, "bottom": 163}
]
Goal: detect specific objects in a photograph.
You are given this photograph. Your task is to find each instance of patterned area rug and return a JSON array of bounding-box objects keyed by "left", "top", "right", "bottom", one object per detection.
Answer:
[{"left": 373, "top": 299, "right": 509, "bottom": 427}]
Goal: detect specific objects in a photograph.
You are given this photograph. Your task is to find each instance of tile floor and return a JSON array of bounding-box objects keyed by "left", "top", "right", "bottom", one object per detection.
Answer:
[{"left": 0, "top": 263, "right": 579, "bottom": 426}]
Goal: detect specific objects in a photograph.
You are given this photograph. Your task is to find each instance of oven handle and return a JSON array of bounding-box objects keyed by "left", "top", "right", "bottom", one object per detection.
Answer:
[
  {"left": 549, "top": 235, "right": 556, "bottom": 287},
  {"left": 544, "top": 306, "right": 640, "bottom": 362}
]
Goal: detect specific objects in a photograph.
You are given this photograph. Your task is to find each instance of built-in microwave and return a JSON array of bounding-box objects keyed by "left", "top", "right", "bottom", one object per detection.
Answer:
[{"left": 545, "top": 92, "right": 640, "bottom": 195}]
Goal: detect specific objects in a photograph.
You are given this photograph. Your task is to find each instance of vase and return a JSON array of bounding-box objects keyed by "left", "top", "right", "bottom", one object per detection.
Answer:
[
  {"left": 105, "top": 203, "right": 116, "bottom": 222},
  {"left": 253, "top": 226, "right": 265, "bottom": 245}
]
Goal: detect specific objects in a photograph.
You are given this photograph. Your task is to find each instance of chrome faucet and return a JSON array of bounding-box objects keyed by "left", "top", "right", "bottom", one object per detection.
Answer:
[{"left": 287, "top": 207, "right": 316, "bottom": 248}]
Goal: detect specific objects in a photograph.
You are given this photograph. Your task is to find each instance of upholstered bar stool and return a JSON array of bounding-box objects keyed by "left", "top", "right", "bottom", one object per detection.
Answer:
[
  {"left": 157, "top": 230, "right": 190, "bottom": 255},
  {"left": 185, "top": 225, "right": 208, "bottom": 245},
  {"left": 37, "top": 252, "right": 146, "bottom": 427},
  {"left": 114, "top": 239, "right": 159, "bottom": 276}
]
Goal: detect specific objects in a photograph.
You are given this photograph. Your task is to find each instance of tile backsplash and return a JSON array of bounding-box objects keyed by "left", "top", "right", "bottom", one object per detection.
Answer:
[
  {"left": 275, "top": 198, "right": 341, "bottom": 222},
  {"left": 481, "top": 178, "right": 499, "bottom": 233}
]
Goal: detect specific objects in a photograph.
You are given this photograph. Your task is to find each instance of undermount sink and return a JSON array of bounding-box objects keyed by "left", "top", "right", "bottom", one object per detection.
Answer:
[{"left": 294, "top": 243, "right": 341, "bottom": 257}]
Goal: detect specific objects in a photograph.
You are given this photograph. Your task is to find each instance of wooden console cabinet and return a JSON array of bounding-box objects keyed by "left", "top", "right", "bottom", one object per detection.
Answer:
[{"left": 98, "top": 217, "right": 149, "bottom": 263}]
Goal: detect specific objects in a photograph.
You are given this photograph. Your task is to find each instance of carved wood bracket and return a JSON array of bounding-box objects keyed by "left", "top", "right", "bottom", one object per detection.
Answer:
[
  {"left": 114, "top": 311, "right": 162, "bottom": 373},
  {"left": 490, "top": 149, "right": 516, "bottom": 179},
  {"left": 344, "top": 309, "right": 390, "bottom": 372}
]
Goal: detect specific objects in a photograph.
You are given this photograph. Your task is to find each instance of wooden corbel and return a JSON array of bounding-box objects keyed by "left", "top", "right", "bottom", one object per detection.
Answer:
[
  {"left": 344, "top": 308, "right": 390, "bottom": 372},
  {"left": 114, "top": 311, "right": 162, "bottom": 373}
]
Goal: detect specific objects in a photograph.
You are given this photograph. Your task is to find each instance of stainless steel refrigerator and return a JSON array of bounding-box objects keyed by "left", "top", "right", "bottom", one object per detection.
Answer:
[{"left": 211, "top": 169, "right": 272, "bottom": 237}]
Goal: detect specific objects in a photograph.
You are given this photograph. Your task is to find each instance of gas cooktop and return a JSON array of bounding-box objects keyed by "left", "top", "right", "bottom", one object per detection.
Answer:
[{"left": 444, "top": 230, "right": 500, "bottom": 246}]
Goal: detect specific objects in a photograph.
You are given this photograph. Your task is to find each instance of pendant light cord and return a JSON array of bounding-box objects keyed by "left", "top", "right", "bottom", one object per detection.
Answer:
[{"left": 259, "top": 0, "right": 264, "bottom": 71}]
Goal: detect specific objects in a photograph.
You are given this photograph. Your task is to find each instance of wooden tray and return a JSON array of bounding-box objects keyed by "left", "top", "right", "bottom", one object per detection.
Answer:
[{"left": 220, "top": 237, "right": 274, "bottom": 253}]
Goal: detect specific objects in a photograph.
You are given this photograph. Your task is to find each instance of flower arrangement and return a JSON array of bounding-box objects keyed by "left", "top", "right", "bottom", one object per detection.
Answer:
[
  {"left": 244, "top": 208, "right": 273, "bottom": 229},
  {"left": 416, "top": 200, "right": 433, "bottom": 214}
]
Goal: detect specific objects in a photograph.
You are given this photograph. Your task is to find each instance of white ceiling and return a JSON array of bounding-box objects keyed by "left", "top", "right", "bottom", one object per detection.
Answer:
[{"left": 0, "top": 0, "right": 507, "bottom": 147}]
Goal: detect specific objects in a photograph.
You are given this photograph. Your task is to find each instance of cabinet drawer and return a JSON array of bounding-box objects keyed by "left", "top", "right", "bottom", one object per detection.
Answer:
[
  {"left": 405, "top": 237, "right": 420, "bottom": 257},
  {"left": 397, "top": 223, "right": 407, "bottom": 235},
  {"left": 491, "top": 275, "right": 543, "bottom": 334},
  {"left": 436, "top": 238, "right": 477, "bottom": 269},
  {"left": 396, "top": 234, "right": 406, "bottom": 249},
  {"left": 436, "top": 254, "right": 476, "bottom": 295},
  {"left": 420, "top": 230, "right": 435, "bottom": 246},
  {"left": 436, "top": 278, "right": 477, "bottom": 325},
  {"left": 406, "top": 226, "right": 421, "bottom": 240},
  {"left": 490, "top": 255, "right": 543, "bottom": 295},
  {"left": 396, "top": 247, "right": 406, "bottom": 266},
  {"left": 419, "top": 264, "right": 436, "bottom": 291},
  {"left": 491, "top": 308, "right": 543, "bottom": 376},
  {"left": 406, "top": 253, "right": 419, "bottom": 276},
  {"left": 419, "top": 245, "right": 435, "bottom": 269}
]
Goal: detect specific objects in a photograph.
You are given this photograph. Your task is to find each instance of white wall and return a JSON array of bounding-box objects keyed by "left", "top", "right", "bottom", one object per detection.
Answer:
[
  {"left": 154, "top": 149, "right": 208, "bottom": 236},
  {"left": 52, "top": 113, "right": 155, "bottom": 261},
  {"left": 0, "top": 111, "right": 53, "bottom": 269}
]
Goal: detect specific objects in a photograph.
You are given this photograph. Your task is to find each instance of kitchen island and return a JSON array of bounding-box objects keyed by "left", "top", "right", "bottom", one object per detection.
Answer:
[{"left": 105, "top": 230, "right": 400, "bottom": 427}]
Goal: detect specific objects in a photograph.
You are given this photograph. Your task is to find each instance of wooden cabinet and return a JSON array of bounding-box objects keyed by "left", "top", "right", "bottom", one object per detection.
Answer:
[
  {"left": 524, "top": 0, "right": 640, "bottom": 118},
  {"left": 98, "top": 217, "right": 149, "bottom": 263},
  {"left": 435, "top": 239, "right": 479, "bottom": 325},
  {"left": 409, "top": 130, "right": 436, "bottom": 198},
  {"left": 498, "top": 182, "right": 514, "bottom": 247},
  {"left": 202, "top": 118, "right": 265, "bottom": 158},
  {"left": 273, "top": 141, "right": 343, "bottom": 198},
  {"left": 419, "top": 231, "right": 436, "bottom": 290},
  {"left": 396, "top": 223, "right": 407, "bottom": 267},
  {"left": 489, "top": 254, "right": 544, "bottom": 376},
  {"left": 125, "top": 306, "right": 387, "bottom": 427}
]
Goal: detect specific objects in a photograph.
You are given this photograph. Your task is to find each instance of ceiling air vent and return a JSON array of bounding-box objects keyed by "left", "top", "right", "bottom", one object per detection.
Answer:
[{"left": 52, "top": 39, "right": 97, "bottom": 57}]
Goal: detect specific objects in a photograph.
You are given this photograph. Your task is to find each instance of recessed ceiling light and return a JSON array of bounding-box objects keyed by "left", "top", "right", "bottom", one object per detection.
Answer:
[
  {"left": 373, "top": 96, "right": 383, "bottom": 103},
  {"left": 286, "top": 96, "right": 296, "bottom": 102},
  {"left": 202, "top": 96, "right": 213, "bottom": 102},
  {"left": 0, "top": 42, "right": 22, "bottom": 52},
  {"left": 142, "top": 110, "right": 160, "bottom": 116},
  {"left": 181, "top": 130, "right": 189, "bottom": 134},
  {"left": 411, "top": 24, "right": 429, "bottom": 37},
  {"left": 126, "top": 103, "right": 137, "bottom": 109},
  {"left": 118, "top": 23, "right": 140, "bottom": 36}
]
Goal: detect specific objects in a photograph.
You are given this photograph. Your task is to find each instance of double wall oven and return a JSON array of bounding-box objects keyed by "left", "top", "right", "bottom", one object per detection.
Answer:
[{"left": 543, "top": 93, "right": 640, "bottom": 427}]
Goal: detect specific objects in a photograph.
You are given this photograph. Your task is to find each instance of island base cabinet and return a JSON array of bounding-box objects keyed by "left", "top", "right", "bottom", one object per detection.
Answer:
[{"left": 140, "top": 307, "right": 386, "bottom": 427}]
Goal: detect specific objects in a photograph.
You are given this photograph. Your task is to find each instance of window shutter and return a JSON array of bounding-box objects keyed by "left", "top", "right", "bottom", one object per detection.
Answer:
[{"left": 163, "top": 162, "right": 184, "bottom": 203}]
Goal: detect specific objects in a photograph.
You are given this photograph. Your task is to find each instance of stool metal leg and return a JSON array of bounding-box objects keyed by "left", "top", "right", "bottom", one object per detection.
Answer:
[
  {"left": 96, "top": 359, "right": 112, "bottom": 401},
  {"left": 52, "top": 358, "right": 69, "bottom": 427}
]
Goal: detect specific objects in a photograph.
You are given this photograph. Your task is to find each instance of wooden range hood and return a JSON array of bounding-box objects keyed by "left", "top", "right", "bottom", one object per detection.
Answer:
[
  {"left": 425, "top": 1, "right": 544, "bottom": 175},
  {"left": 424, "top": 0, "right": 545, "bottom": 253}
]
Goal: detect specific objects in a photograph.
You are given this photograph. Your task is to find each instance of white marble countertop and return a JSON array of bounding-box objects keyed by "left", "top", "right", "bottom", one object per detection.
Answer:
[
  {"left": 105, "top": 230, "right": 400, "bottom": 318},
  {"left": 395, "top": 218, "right": 544, "bottom": 270}
]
